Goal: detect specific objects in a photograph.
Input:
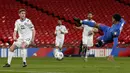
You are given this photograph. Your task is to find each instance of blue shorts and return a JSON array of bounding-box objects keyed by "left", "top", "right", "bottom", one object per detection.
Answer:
[{"left": 96, "top": 25, "right": 110, "bottom": 47}]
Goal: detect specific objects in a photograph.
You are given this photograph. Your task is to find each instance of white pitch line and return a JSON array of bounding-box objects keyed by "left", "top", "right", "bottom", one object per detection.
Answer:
[{"left": 0, "top": 70, "right": 66, "bottom": 73}]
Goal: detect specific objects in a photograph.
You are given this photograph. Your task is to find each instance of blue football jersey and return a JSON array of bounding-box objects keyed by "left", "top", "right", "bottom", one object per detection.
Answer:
[{"left": 101, "top": 18, "right": 125, "bottom": 42}]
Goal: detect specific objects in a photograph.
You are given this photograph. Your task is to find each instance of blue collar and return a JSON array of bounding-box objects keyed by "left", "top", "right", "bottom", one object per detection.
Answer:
[{"left": 20, "top": 18, "right": 26, "bottom": 22}]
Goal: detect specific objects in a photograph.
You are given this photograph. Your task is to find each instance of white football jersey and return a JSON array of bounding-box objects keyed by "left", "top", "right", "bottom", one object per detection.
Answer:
[
  {"left": 55, "top": 25, "right": 68, "bottom": 39},
  {"left": 82, "top": 19, "right": 96, "bottom": 37},
  {"left": 14, "top": 18, "right": 34, "bottom": 40}
]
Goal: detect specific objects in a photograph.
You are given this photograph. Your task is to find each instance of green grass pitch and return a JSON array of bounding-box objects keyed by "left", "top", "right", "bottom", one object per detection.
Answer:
[{"left": 0, "top": 57, "right": 130, "bottom": 73}]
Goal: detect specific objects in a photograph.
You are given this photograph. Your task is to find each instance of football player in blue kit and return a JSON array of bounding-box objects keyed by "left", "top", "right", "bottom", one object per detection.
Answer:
[{"left": 74, "top": 14, "right": 125, "bottom": 61}]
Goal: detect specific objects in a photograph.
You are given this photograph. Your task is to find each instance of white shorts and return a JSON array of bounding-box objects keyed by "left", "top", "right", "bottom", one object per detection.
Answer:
[
  {"left": 13, "top": 38, "right": 31, "bottom": 48},
  {"left": 55, "top": 38, "right": 64, "bottom": 48},
  {"left": 82, "top": 36, "right": 93, "bottom": 47}
]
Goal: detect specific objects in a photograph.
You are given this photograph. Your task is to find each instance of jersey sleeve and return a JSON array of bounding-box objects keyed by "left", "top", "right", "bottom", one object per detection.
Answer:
[
  {"left": 28, "top": 20, "right": 34, "bottom": 30},
  {"left": 60, "top": 26, "right": 68, "bottom": 33},
  {"left": 14, "top": 21, "right": 18, "bottom": 31},
  {"left": 63, "top": 26, "right": 68, "bottom": 33}
]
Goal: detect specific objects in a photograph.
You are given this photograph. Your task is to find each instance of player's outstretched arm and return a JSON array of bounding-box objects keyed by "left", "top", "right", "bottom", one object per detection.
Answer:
[{"left": 73, "top": 25, "right": 83, "bottom": 29}]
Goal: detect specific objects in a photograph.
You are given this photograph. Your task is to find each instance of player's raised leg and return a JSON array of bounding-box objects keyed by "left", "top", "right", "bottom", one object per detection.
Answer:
[
  {"left": 74, "top": 17, "right": 110, "bottom": 47},
  {"left": 73, "top": 17, "right": 110, "bottom": 32}
]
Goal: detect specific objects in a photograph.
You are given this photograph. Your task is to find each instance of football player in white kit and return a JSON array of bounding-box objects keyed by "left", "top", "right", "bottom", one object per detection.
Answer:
[
  {"left": 3, "top": 9, "right": 35, "bottom": 67},
  {"left": 54, "top": 20, "right": 68, "bottom": 55},
  {"left": 75, "top": 13, "right": 98, "bottom": 60}
]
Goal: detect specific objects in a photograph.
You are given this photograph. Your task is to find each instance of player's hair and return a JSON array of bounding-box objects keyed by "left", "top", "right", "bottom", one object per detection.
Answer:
[
  {"left": 18, "top": 9, "right": 26, "bottom": 14},
  {"left": 88, "top": 12, "right": 93, "bottom": 15},
  {"left": 113, "top": 14, "right": 121, "bottom": 21}
]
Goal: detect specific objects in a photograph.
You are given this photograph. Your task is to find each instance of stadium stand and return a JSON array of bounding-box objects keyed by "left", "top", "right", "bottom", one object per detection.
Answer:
[{"left": 0, "top": 0, "right": 130, "bottom": 48}]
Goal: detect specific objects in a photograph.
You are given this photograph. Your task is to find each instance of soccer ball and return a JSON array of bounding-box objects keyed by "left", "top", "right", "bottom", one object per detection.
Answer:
[{"left": 54, "top": 51, "right": 64, "bottom": 61}]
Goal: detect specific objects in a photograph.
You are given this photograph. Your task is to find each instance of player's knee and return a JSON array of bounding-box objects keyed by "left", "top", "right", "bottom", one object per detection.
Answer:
[
  {"left": 22, "top": 45, "right": 26, "bottom": 49},
  {"left": 21, "top": 43, "right": 28, "bottom": 48},
  {"left": 10, "top": 49, "right": 14, "bottom": 52},
  {"left": 10, "top": 45, "right": 15, "bottom": 52}
]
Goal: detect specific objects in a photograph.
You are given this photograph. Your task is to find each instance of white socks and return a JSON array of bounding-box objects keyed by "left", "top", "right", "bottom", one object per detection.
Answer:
[
  {"left": 21, "top": 49, "right": 27, "bottom": 63},
  {"left": 7, "top": 51, "right": 14, "bottom": 64},
  {"left": 54, "top": 49, "right": 59, "bottom": 54},
  {"left": 54, "top": 49, "right": 59, "bottom": 57},
  {"left": 7, "top": 48, "right": 27, "bottom": 65},
  {"left": 85, "top": 50, "right": 89, "bottom": 58}
]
